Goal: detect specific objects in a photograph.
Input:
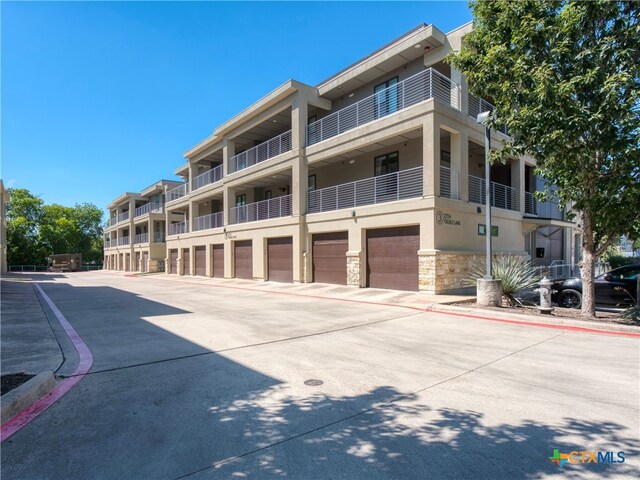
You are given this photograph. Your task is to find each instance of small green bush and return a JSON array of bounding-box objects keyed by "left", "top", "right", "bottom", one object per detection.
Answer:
[
  {"left": 604, "top": 254, "right": 640, "bottom": 270},
  {"left": 466, "top": 254, "right": 542, "bottom": 306}
]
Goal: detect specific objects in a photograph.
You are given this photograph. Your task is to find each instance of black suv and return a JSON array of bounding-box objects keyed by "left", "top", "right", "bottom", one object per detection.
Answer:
[{"left": 553, "top": 264, "right": 640, "bottom": 309}]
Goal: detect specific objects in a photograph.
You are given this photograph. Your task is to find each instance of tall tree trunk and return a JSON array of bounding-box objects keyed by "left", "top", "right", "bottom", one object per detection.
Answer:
[{"left": 581, "top": 211, "right": 597, "bottom": 317}]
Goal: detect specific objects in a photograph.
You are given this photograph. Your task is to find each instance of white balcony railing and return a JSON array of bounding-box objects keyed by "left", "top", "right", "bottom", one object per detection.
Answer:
[
  {"left": 440, "top": 166, "right": 460, "bottom": 199},
  {"left": 230, "top": 194, "right": 292, "bottom": 224},
  {"left": 168, "top": 221, "right": 188, "bottom": 236},
  {"left": 193, "top": 164, "right": 224, "bottom": 191},
  {"left": 106, "top": 217, "right": 117, "bottom": 227},
  {"left": 134, "top": 233, "right": 149, "bottom": 244},
  {"left": 229, "top": 130, "right": 292, "bottom": 174},
  {"left": 467, "top": 95, "right": 509, "bottom": 135},
  {"left": 468, "top": 175, "right": 519, "bottom": 211},
  {"left": 117, "top": 211, "right": 129, "bottom": 223},
  {"left": 193, "top": 211, "right": 224, "bottom": 232},
  {"left": 134, "top": 203, "right": 163, "bottom": 218},
  {"left": 307, "top": 68, "right": 460, "bottom": 146},
  {"left": 307, "top": 167, "right": 423, "bottom": 214},
  {"left": 167, "top": 183, "right": 189, "bottom": 202},
  {"left": 153, "top": 231, "right": 166, "bottom": 243},
  {"left": 118, "top": 236, "right": 130, "bottom": 246},
  {"left": 104, "top": 239, "right": 115, "bottom": 248}
]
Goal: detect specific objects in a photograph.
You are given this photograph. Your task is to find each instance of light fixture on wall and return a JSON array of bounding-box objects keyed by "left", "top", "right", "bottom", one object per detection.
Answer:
[
  {"left": 349, "top": 159, "right": 355, "bottom": 164},
  {"left": 348, "top": 92, "right": 355, "bottom": 98}
]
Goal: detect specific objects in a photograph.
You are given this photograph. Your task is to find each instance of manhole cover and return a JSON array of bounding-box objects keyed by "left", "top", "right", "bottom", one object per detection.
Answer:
[{"left": 304, "top": 379, "right": 323, "bottom": 386}]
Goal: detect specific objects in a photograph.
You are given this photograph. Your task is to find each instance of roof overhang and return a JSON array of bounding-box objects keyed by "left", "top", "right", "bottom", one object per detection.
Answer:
[
  {"left": 317, "top": 24, "right": 445, "bottom": 99},
  {"left": 174, "top": 162, "right": 189, "bottom": 177},
  {"left": 523, "top": 216, "right": 576, "bottom": 230},
  {"left": 140, "top": 180, "right": 182, "bottom": 197},
  {"left": 107, "top": 192, "right": 137, "bottom": 209}
]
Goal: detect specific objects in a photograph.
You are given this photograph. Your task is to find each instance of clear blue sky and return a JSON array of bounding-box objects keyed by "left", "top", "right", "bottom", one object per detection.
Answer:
[{"left": 2, "top": 1, "right": 471, "bottom": 217}]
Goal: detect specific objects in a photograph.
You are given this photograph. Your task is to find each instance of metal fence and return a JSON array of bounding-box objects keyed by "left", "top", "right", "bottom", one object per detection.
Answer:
[
  {"left": 533, "top": 262, "right": 609, "bottom": 281},
  {"left": 308, "top": 68, "right": 460, "bottom": 146},
  {"left": 467, "top": 95, "right": 509, "bottom": 135},
  {"left": 307, "top": 167, "right": 423, "bottom": 214},
  {"left": 168, "top": 221, "right": 189, "bottom": 236},
  {"left": 167, "top": 183, "right": 189, "bottom": 202},
  {"left": 134, "top": 203, "right": 163, "bottom": 217},
  {"left": 193, "top": 211, "right": 224, "bottom": 231},
  {"left": 117, "top": 236, "right": 130, "bottom": 246},
  {"left": 192, "top": 164, "right": 224, "bottom": 190},
  {"left": 153, "top": 232, "right": 165, "bottom": 243},
  {"left": 229, "top": 130, "right": 292, "bottom": 173},
  {"left": 117, "top": 211, "right": 130, "bottom": 223},
  {"left": 230, "top": 194, "right": 292, "bottom": 224},
  {"left": 134, "top": 233, "right": 149, "bottom": 244},
  {"left": 468, "top": 175, "right": 519, "bottom": 211},
  {"left": 440, "top": 166, "right": 460, "bottom": 199},
  {"left": 8, "top": 265, "right": 103, "bottom": 272}
]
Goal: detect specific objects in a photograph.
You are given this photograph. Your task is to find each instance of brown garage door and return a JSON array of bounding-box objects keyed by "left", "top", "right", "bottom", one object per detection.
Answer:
[
  {"left": 142, "top": 251, "right": 148, "bottom": 272},
  {"left": 366, "top": 226, "right": 419, "bottom": 291},
  {"left": 313, "top": 232, "right": 348, "bottom": 285},
  {"left": 212, "top": 244, "right": 224, "bottom": 278},
  {"left": 267, "top": 237, "right": 293, "bottom": 283},
  {"left": 195, "top": 246, "right": 206, "bottom": 276},
  {"left": 170, "top": 249, "right": 178, "bottom": 274},
  {"left": 125, "top": 254, "right": 130, "bottom": 272},
  {"left": 135, "top": 252, "right": 141, "bottom": 272},
  {"left": 234, "top": 241, "right": 252, "bottom": 279},
  {"left": 182, "top": 248, "right": 190, "bottom": 275}
]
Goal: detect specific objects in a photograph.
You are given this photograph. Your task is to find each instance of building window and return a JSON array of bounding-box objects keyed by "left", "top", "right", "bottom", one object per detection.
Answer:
[
  {"left": 236, "top": 194, "right": 246, "bottom": 207},
  {"left": 374, "top": 77, "right": 399, "bottom": 119},
  {"left": 264, "top": 190, "right": 272, "bottom": 200},
  {"left": 374, "top": 152, "right": 399, "bottom": 176},
  {"left": 308, "top": 174, "right": 316, "bottom": 192},
  {"left": 236, "top": 194, "right": 247, "bottom": 222},
  {"left": 374, "top": 152, "right": 399, "bottom": 198}
]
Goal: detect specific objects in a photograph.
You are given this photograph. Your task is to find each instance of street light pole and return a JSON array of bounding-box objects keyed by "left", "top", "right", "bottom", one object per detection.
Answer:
[{"left": 477, "top": 111, "right": 493, "bottom": 279}]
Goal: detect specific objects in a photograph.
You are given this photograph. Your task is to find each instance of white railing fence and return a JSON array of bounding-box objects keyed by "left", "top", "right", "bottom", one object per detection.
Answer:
[
  {"left": 307, "top": 167, "right": 423, "bottom": 214},
  {"left": 308, "top": 68, "right": 460, "bottom": 146},
  {"left": 467, "top": 94, "right": 509, "bottom": 135},
  {"left": 134, "top": 203, "right": 163, "bottom": 217},
  {"left": 440, "top": 166, "right": 460, "bottom": 199},
  {"left": 168, "top": 221, "right": 189, "bottom": 236},
  {"left": 230, "top": 194, "right": 292, "bottom": 224},
  {"left": 468, "top": 175, "right": 519, "bottom": 211},
  {"left": 193, "top": 211, "right": 224, "bottom": 231},
  {"left": 167, "top": 183, "right": 189, "bottom": 202},
  {"left": 229, "top": 130, "right": 292, "bottom": 174},
  {"left": 117, "top": 236, "right": 130, "bottom": 246},
  {"left": 134, "top": 233, "right": 149, "bottom": 244},
  {"left": 117, "top": 211, "right": 129, "bottom": 223},
  {"left": 193, "top": 164, "right": 224, "bottom": 190}
]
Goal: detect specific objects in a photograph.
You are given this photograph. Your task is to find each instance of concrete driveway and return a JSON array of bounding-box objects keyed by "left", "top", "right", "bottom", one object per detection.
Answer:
[{"left": 1, "top": 272, "right": 638, "bottom": 479}]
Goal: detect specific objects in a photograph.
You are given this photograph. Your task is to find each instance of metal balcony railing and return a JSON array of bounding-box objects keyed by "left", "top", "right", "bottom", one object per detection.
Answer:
[
  {"left": 193, "top": 164, "right": 224, "bottom": 191},
  {"left": 168, "top": 221, "right": 189, "bottom": 236},
  {"left": 230, "top": 194, "right": 292, "bottom": 224},
  {"left": 134, "top": 233, "right": 149, "bottom": 244},
  {"left": 468, "top": 175, "right": 519, "bottom": 211},
  {"left": 153, "top": 232, "right": 166, "bottom": 243},
  {"left": 106, "top": 217, "right": 117, "bottom": 227},
  {"left": 307, "top": 68, "right": 460, "bottom": 146},
  {"left": 117, "top": 211, "right": 129, "bottom": 223},
  {"left": 193, "top": 211, "right": 224, "bottom": 231},
  {"left": 525, "top": 191, "right": 537, "bottom": 215},
  {"left": 117, "top": 236, "right": 130, "bottom": 246},
  {"left": 104, "top": 239, "right": 114, "bottom": 248},
  {"left": 440, "top": 166, "right": 460, "bottom": 199},
  {"left": 167, "top": 183, "right": 189, "bottom": 202},
  {"left": 229, "top": 130, "right": 292, "bottom": 174},
  {"left": 307, "top": 167, "right": 423, "bottom": 214},
  {"left": 134, "top": 203, "right": 163, "bottom": 218},
  {"left": 467, "top": 95, "right": 509, "bottom": 135}
]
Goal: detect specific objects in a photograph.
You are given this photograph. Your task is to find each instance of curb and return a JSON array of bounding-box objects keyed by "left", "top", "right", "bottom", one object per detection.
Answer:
[
  {"left": 427, "top": 304, "right": 640, "bottom": 337},
  {"left": 1, "top": 372, "right": 57, "bottom": 424}
]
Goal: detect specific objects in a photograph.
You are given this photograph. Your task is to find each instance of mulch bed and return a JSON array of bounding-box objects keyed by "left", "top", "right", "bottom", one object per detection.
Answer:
[{"left": 1, "top": 373, "right": 35, "bottom": 396}]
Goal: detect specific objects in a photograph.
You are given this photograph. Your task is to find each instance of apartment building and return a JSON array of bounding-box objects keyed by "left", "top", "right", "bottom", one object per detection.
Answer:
[{"left": 104, "top": 22, "right": 577, "bottom": 293}]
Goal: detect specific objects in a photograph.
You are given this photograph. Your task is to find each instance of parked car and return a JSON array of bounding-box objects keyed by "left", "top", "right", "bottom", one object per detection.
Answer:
[{"left": 552, "top": 264, "right": 640, "bottom": 309}]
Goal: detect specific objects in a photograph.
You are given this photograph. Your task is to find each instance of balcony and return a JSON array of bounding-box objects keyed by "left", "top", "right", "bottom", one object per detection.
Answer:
[
  {"left": 467, "top": 95, "right": 509, "bottom": 136},
  {"left": 307, "top": 167, "right": 423, "bottom": 214},
  {"left": 193, "top": 164, "right": 224, "bottom": 191},
  {"left": 229, "top": 130, "right": 292, "bottom": 174},
  {"left": 153, "top": 232, "right": 166, "bottom": 243},
  {"left": 117, "top": 211, "right": 130, "bottom": 223},
  {"left": 230, "top": 194, "right": 292, "bottom": 224},
  {"left": 468, "top": 175, "right": 519, "bottom": 211},
  {"left": 439, "top": 166, "right": 460, "bottom": 199},
  {"left": 525, "top": 191, "right": 565, "bottom": 220},
  {"left": 104, "top": 239, "right": 115, "bottom": 248},
  {"left": 167, "top": 183, "right": 189, "bottom": 203},
  {"left": 106, "top": 217, "right": 117, "bottom": 228},
  {"left": 525, "top": 192, "right": 536, "bottom": 215},
  {"left": 168, "top": 221, "right": 189, "bottom": 236},
  {"left": 117, "top": 236, "right": 130, "bottom": 246},
  {"left": 307, "top": 68, "right": 460, "bottom": 146},
  {"left": 193, "top": 211, "right": 224, "bottom": 232},
  {"left": 134, "top": 203, "right": 163, "bottom": 218},
  {"left": 134, "top": 233, "right": 149, "bottom": 244}
]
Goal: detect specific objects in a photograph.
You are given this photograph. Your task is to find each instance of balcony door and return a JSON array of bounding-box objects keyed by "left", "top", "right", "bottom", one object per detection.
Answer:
[
  {"left": 374, "top": 152, "right": 399, "bottom": 201},
  {"left": 374, "top": 77, "right": 399, "bottom": 119},
  {"left": 236, "top": 194, "right": 247, "bottom": 223}
]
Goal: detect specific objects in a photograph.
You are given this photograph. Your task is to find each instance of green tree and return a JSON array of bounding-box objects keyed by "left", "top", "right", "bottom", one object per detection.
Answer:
[
  {"left": 6, "top": 188, "right": 44, "bottom": 264},
  {"left": 451, "top": 0, "right": 640, "bottom": 316}
]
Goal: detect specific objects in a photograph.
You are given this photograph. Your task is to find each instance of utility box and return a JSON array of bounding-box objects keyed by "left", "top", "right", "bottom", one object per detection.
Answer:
[{"left": 48, "top": 254, "right": 82, "bottom": 272}]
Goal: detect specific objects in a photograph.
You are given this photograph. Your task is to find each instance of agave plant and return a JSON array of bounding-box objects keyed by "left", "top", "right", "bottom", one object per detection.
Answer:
[
  {"left": 620, "top": 305, "right": 640, "bottom": 323},
  {"left": 466, "top": 254, "right": 542, "bottom": 306}
]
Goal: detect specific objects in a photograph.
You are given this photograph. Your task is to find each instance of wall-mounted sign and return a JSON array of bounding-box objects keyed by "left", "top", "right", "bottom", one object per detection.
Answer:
[
  {"left": 478, "top": 224, "right": 499, "bottom": 237},
  {"left": 436, "top": 211, "right": 461, "bottom": 226}
]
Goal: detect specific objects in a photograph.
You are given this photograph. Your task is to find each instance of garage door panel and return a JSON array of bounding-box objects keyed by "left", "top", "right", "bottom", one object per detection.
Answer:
[
  {"left": 142, "top": 252, "right": 148, "bottom": 272},
  {"left": 268, "top": 237, "right": 293, "bottom": 283},
  {"left": 235, "top": 241, "right": 252, "bottom": 279},
  {"left": 195, "top": 246, "right": 206, "bottom": 276},
  {"left": 170, "top": 250, "right": 178, "bottom": 274},
  {"left": 212, "top": 244, "right": 224, "bottom": 278},
  {"left": 313, "top": 232, "right": 348, "bottom": 285},
  {"left": 367, "top": 226, "right": 419, "bottom": 291},
  {"left": 183, "top": 248, "right": 190, "bottom": 276}
]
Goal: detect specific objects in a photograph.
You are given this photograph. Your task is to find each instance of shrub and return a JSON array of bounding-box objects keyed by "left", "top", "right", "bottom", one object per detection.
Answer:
[
  {"left": 466, "top": 254, "right": 543, "bottom": 306},
  {"left": 620, "top": 305, "right": 640, "bottom": 323},
  {"left": 603, "top": 254, "right": 640, "bottom": 270}
]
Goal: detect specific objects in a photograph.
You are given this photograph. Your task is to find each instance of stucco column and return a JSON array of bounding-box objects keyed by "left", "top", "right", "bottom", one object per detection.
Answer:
[
  {"left": 223, "top": 186, "right": 235, "bottom": 227},
  {"left": 450, "top": 66, "right": 466, "bottom": 112},
  {"left": 459, "top": 131, "right": 469, "bottom": 202},
  {"left": 222, "top": 137, "right": 235, "bottom": 177},
  {"left": 292, "top": 154, "right": 308, "bottom": 217},
  {"left": 511, "top": 157, "right": 525, "bottom": 213},
  {"left": 291, "top": 93, "right": 308, "bottom": 150},
  {"left": 449, "top": 131, "right": 462, "bottom": 200},
  {"left": 422, "top": 115, "right": 440, "bottom": 197},
  {"left": 347, "top": 224, "right": 363, "bottom": 287}
]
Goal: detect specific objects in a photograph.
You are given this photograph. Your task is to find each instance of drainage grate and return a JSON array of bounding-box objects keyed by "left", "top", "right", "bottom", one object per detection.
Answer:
[{"left": 304, "top": 379, "right": 323, "bottom": 386}]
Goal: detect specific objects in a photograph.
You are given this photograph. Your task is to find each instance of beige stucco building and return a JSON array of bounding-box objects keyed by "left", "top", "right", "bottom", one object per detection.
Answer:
[{"left": 104, "top": 22, "right": 576, "bottom": 293}]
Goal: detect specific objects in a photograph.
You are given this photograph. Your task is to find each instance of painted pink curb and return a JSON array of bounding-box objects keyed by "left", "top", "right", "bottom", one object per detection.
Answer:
[{"left": 0, "top": 283, "right": 94, "bottom": 442}]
